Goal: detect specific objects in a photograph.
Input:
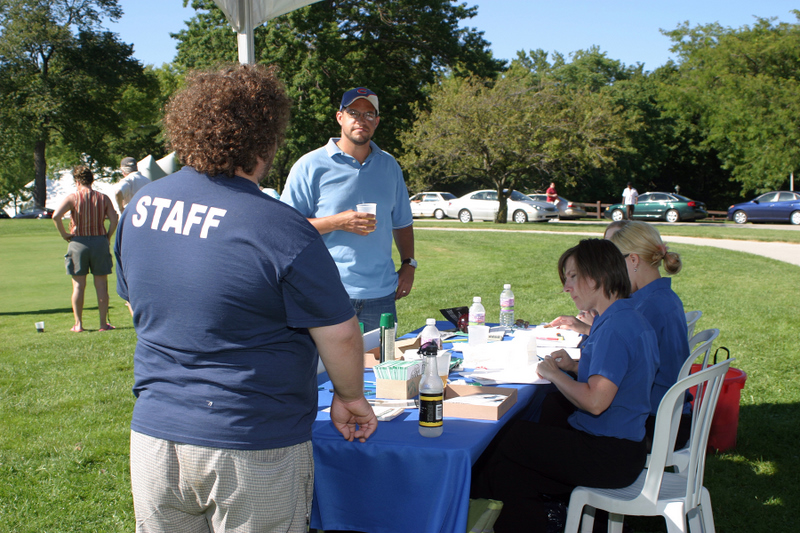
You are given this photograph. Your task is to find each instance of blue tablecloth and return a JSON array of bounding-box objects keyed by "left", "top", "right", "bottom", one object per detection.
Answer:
[{"left": 310, "top": 322, "right": 549, "bottom": 533}]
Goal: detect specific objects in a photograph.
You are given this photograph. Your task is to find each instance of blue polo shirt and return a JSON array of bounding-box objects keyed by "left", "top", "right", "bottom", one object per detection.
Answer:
[
  {"left": 281, "top": 139, "right": 413, "bottom": 299},
  {"left": 631, "top": 277, "right": 690, "bottom": 415},
  {"left": 569, "top": 299, "right": 659, "bottom": 442}
]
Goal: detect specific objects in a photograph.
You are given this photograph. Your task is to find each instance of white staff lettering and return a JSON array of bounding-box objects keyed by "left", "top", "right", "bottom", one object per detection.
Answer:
[
  {"left": 150, "top": 197, "right": 173, "bottom": 229},
  {"left": 129, "top": 196, "right": 227, "bottom": 238}
]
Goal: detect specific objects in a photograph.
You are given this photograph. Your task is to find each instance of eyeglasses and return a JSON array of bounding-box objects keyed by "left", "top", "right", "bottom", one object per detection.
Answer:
[{"left": 344, "top": 108, "right": 378, "bottom": 121}]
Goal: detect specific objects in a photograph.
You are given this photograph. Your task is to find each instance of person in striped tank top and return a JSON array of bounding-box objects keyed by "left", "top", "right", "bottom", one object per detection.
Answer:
[{"left": 53, "top": 166, "right": 118, "bottom": 332}]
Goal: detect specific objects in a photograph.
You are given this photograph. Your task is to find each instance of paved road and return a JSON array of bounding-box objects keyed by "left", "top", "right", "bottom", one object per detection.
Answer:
[{"left": 414, "top": 220, "right": 800, "bottom": 267}]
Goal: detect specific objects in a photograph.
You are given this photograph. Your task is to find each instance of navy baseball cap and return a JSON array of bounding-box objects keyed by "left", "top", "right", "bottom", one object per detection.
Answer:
[{"left": 340, "top": 87, "right": 379, "bottom": 113}]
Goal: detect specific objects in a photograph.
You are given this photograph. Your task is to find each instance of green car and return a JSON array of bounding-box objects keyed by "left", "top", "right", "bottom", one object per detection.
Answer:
[{"left": 604, "top": 192, "right": 708, "bottom": 223}]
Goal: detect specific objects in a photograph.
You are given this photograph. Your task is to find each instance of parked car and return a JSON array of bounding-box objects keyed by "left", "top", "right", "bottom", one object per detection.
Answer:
[
  {"left": 0, "top": 210, "right": 11, "bottom": 219},
  {"left": 13, "top": 207, "right": 54, "bottom": 219},
  {"left": 727, "top": 191, "right": 800, "bottom": 225},
  {"left": 444, "top": 189, "right": 559, "bottom": 223},
  {"left": 604, "top": 192, "right": 707, "bottom": 223},
  {"left": 409, "top": 191, "right": 457, "bottom": 219},
  {"left": 527, "top": 194, "right": 587, "bottom": 219}
]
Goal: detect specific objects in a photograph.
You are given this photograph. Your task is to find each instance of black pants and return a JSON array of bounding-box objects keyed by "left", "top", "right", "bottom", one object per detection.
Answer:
[{"left": 471, "top": 399, "right": 646, "bottom": 532}]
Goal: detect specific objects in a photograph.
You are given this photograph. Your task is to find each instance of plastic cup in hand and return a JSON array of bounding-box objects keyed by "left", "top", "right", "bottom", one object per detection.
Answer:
[
  {"left": 468, "top": 324, "right": 490, "bottom": 346},
  {"left": 356, "top": 203, "right": 377, "bottom": 215},
  {"left": 35, "top": 321, "right": 44, "bottom": 333},
  {"left": 356, "top": 203, "right": 377, "bottom": 233}
]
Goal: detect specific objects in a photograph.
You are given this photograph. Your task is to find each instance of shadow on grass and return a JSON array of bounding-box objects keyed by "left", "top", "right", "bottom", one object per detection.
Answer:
[
  {"left": 0, "top": 307, "right": 74, "bottom": 316},
  {"left": 626, "top": 401, "right": 799, "bottom": 532}
]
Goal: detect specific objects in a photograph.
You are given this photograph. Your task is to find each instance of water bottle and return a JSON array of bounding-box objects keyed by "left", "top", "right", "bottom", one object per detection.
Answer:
[
  {"left": 418, "top": 342, "right": 443, "bottom": 437},
  {"left": 468, "top": 297, "right": 485, "bottom": 327},
  {"left": 420, "top": 318, "right": 443, "bottom": 350},
  {"left": 499, "top": 284, "right": 515, "bottom": 328}
]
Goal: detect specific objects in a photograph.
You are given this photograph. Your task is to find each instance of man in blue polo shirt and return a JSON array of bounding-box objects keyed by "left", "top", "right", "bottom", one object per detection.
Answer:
[{"left": 281, "top": 87, "right": 415, "bottom": 332}]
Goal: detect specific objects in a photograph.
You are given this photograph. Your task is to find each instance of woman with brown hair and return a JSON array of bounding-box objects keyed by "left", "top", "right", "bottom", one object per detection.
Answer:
[{"left": 53, "top": 166, "right": 118, "bottom": 332}]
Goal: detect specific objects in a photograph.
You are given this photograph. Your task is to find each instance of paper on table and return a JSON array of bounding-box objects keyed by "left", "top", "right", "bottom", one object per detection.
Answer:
[
  {"left": 522, "top": 325, "right": 584, "bottom": 348},
  {"left": 461, "top": 364, "right": 550, "bottom": 385}
]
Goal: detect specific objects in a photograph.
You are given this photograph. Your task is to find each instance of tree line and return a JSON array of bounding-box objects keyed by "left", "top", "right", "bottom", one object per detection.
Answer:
[{"left": 2, "top": 0, "right": 798, "bottom": 217}]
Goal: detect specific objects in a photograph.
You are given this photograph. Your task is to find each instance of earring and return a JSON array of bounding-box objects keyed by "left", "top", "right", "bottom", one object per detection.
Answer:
[{"left": 634, "top": 268, "right": 638, "bottom": 272}]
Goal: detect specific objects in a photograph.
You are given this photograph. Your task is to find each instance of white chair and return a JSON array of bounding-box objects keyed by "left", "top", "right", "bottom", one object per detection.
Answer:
[
  {"left": 663, "top": 328, "right": 721, "bottom": 473},
  {"left": 564, "top": 359, "right": 733, "bottom": 533},
  {"left": 685, "top": 310, "right": 702, "bottom": 339}
]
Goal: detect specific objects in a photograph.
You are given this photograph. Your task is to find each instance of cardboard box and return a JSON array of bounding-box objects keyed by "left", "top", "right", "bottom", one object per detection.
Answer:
[
  {"left": 376, "top": 375, "right": 422, "bottom": 399},
  {"left": 442, "top": 384, "right": 518, "bottom": 421},
  {"left": 364, "top": 347, "right": 381, "bottom": 368}
]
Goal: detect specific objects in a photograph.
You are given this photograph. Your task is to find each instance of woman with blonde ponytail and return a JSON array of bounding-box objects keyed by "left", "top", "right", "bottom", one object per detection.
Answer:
[{"left": 607, "top": 221, "right": 690, "bottom": 448}]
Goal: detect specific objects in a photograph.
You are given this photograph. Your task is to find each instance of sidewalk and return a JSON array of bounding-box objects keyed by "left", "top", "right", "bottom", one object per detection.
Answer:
[{"left": 414, "top": 226, "right": 800, "bottom": 267}]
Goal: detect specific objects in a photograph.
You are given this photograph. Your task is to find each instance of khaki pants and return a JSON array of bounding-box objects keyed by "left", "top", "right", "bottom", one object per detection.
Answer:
[{"left": 130, "top": 431, "right": 313, "bottom": 533}]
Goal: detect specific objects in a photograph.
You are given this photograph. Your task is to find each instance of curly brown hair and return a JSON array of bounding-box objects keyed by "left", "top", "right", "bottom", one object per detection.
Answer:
[
  {"left": 163, "top": 64, "right": 291, "bottom": 178},
  {"left": 73, "top": 166, "right": 94, "bottom": 186}
]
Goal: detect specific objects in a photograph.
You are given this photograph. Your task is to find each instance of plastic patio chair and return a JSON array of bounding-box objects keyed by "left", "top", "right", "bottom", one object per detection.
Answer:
[
  {"left": 564, "top": 358, "right": 733, "bottom": 533},
  {"left": 685, "top": 311, "right": 702, "bottom": 339},
  {"left": 685, "top": 310, "right": 702, "bottom": 339}
]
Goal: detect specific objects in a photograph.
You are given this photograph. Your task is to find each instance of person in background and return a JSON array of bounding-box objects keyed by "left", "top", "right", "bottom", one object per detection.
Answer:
[
  {"left": 546, "top": 182, "right": 558, "bottom": 203},
  {"left": 622, "top": 182, "right": 639, "bottom": 220},
  {"left": 115, "top": 64, "right": 377, "bottom": 533},
  {"left": 471, "top": 239, "right": 658, "bottom": 532},
  {"left": 52, "top": 166, "right": 118, "bottom": 332},
  {"left": 114, "top": 157, "right": 150, "bottom": 213},
  {"left": 281, "top": 87, "right": 415, "bottom": 332}
]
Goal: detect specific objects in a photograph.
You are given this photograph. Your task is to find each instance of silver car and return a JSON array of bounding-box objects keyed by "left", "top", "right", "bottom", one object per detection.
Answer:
[
  {"left": 409, "top": 191, "right": 456, "bottom": 219},
  {"left": 444, "top": 189, "right": 559, "bottom": 223},
  {"left": 527, "top": 194, "right": 588, "bottom": 219}
]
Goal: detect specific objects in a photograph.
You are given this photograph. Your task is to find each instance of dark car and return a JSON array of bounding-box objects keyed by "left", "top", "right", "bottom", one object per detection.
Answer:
[
  {"left": 727, "top": 191, "right": 800, "bottom": 225},
  {"left": 0, "top": 210, "right": 10, "bottom": 219},
  {"left": 604, "top": 192, "right": 707, "bottom": 223},
  {"left": 13, "top": 207, "right": 54, "bottom": 219}
]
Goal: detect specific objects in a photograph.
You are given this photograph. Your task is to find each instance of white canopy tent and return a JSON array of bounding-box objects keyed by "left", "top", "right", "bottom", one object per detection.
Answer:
[{"left": 212, "top": 0, "right": 322, "bottom": 64}]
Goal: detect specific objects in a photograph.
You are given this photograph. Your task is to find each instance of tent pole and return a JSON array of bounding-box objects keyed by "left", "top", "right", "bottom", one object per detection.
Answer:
[{"left": 237, "top": 0, "right": 255, "bottom": 64}]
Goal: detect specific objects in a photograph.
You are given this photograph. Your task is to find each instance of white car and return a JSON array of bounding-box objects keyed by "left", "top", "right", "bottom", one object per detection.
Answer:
[
  {"left": 409, "top": 191, "right": 457, "bottom": 219},
  {"left": 444, "top": 189, "right": 559, "bottom": 223},
  {"left": 527, "top": 194, "right": 588, "bottom": 219}
]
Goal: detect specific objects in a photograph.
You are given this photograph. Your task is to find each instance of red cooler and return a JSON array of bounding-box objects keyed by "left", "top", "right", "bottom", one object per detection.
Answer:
[{"left": 690, "top": 363, "right": 747, "bottom": 452}]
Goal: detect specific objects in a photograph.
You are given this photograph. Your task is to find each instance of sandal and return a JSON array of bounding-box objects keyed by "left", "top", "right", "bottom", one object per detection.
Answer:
[
  {"left": 99, "top": 323, "right": 116, "bottom": 331},
  {"left": 70, "top": 325, "right": 85, "bottom": 333}
]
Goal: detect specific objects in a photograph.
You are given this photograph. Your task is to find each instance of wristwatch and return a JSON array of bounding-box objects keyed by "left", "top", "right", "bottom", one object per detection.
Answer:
[{"left": 401, "top": 258, "right": 417, "bottom": 269}]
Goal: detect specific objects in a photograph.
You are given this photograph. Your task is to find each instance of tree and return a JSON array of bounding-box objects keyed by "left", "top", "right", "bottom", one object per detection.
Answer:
[
  {"left": 400, "top": 63, "right": 633, "bottom": 222},
  {"left": 663, "top": 14, "right": 800, "bottom": 197},
  {"left": 0, "top": 0, "right": 148, "bottom": 208},
  {"left": 171, "top": 0, "right": 503, "bottom": 191}
]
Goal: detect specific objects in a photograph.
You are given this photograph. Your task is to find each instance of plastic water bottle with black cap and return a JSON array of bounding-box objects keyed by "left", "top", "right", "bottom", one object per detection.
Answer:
[{"left": 418, "top": 341, "right": 444, "bottom": 437}]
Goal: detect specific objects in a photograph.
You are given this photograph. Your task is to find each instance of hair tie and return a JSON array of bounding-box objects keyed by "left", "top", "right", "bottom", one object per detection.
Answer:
[{"left": 659, "top": 244, "right": 668, "bottom": 255}]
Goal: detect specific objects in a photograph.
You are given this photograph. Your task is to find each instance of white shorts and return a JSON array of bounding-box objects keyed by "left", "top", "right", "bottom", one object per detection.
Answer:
[{"left": 130, "top": 431, "right": 313, "bottom": 533}]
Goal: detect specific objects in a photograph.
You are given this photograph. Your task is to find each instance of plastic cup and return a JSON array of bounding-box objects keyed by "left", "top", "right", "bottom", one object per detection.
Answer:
[
  {"left": 35, "top": 321, "right": 44, "bottom": 333},
  {"left": 437, "top": 351, "right": 451, "bottom": 388},
  {"left": 356, "top": 203, "right": 377, "bottom": 215},
  {"left": 468, "top": 324, "right": 490, "bottom": 346}
]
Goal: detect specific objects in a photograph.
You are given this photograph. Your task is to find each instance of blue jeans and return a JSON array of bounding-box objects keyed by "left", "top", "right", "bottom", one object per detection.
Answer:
[{"left": 351, "top": 292, "right": 396, "bottom": 333}]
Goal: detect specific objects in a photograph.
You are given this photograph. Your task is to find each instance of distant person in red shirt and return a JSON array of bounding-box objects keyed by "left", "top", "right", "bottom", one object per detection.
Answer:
[
  {"left": 546, "top": 182, "right": 558, "bottom": 203},
  {"left": 53, "top": 166, "right": 118, "bottom": 332}
]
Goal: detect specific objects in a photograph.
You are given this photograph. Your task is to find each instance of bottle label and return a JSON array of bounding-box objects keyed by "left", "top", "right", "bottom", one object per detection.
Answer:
[
  {"left": 419, "top": 394, "right": 443, "bottom": 426},
  {"left": 468, "top": 312, "right": 485, "bottom": 326},
  {"left": 500, "top": 297, "right": 514, "bottom": 309}
]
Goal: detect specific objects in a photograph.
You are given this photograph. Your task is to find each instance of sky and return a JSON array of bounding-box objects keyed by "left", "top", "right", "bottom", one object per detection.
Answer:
[{"left": 110, "top": 0, "right": 799, "bottom": 70}]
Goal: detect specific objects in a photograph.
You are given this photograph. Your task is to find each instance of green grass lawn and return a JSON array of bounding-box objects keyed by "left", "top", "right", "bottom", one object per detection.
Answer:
[{"left": 2, "top": 219, "right": 799, "bottom": 532}]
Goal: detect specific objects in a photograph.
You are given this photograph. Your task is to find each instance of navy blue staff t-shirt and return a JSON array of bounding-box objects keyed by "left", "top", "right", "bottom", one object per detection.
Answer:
[{"left": 115, "top": 167, "right": 355, "bottom": 450}]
